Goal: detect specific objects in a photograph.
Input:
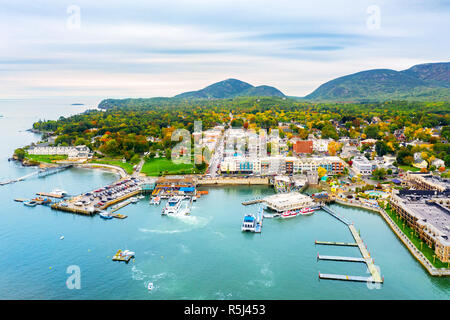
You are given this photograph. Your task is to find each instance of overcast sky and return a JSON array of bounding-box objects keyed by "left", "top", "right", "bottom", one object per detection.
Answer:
[{"left": 0, "top": 0, "right": 449, "bottom": 100}]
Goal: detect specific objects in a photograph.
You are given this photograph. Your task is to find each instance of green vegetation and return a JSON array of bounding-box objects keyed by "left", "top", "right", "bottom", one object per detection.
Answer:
[
  {"left": 25, "top": 154, "right": 68, "bottom": 163},
  {"left": 90, "top": 159, "right": 134, "bottom": 174},
  {"left": 141, "top": 158, "right": 198, "bottom": 176},
  {"left": 398, "top": 165, "right": 420, "bottom": 172},
  {"left": 305, "top": 62, "right": 450, "bottom": 102},
  {"left": 385, "top": 206, "right": 448, "bottom": 269}
]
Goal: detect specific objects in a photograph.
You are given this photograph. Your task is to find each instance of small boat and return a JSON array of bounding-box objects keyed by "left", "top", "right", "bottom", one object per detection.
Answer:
[
  {"left": 150, "top": 196, "right": 161, "bottom": 205},
  {"left": 137, "top": 195, "right": 145, "bottom": 200},
  {"left": 192, "top": 196, "right": 197, "bottom": 202},
  {"left": 241, "top": 211, "right": 263, "bottom": 233},
  {"left": 122, "top": 250, "right": 135, "bottom": 257},
  {"left": 299, "top": 207, "right": 315, "bottom": 215},
  {"left": 130, "top": 197, "right": 139, "bottom": 204},
  {"left": 23, "top": 200, "right": 38, "bottom": 207},
  {"left": 32, "top": 197, "right": 51, "bottom": 205},
  {"left": 148, "top": 282, "right": 154, "bottom": 291},
  {"left": 99, "top": 211, "right": 114, "bottom": 219},
  {"left": 60, "top": 236, "right": 65, "bottom": 240},
  {"left": 52, "top": 189, "right": 67, "bottom": 197}
]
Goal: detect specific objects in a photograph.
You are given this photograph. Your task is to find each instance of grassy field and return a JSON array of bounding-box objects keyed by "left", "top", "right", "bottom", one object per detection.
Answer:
[
  {"left": 385, "top": 206, "right": 449, "bottom": 269},
  {"left": 141, "top": 158, "right": 197, "bottom": 176},
  {"left": 25, "top": 154, "right": 68, "bottom": 163},
  {"left": 90, "top": 159, "right": 134, "bottom": 174},
  {"left": 398, "top": 165, "right": 421, "bottom": 172}
]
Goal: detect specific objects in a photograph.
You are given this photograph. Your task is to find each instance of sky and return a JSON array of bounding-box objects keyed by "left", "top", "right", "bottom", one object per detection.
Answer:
[{"left": 0, "top": 0, "right": 449, "bottom": 101}]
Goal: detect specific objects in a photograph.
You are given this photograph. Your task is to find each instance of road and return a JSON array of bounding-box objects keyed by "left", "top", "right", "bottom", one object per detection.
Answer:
[{"left": 208, "top": 133, "right": 225, "bottom": 178}]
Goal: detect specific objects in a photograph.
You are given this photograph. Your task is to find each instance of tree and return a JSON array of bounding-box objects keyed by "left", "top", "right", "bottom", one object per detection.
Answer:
[
  {"left": 375, "top": 141, "right": 389, "bottom": 157},
  {"left": 318, "top": 167, "right": 327, "bottom": 178},
  {"left": 372, "top": 168, "right": 387, "bottom": 180},
  {"left": 14, "top": 148, "right": 26, "bottom": 161}
]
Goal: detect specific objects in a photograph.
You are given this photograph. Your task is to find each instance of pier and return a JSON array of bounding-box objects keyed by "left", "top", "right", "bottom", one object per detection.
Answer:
[
  {"left": 315, "top": 240, "right": 358, "bottom": 247},
  {"left": 317, "top": 255, "right": 365, "bottom": 263},
  {"left": 110, "top": 199, "right": 132, "bottom": 213},
  {"left": 319, "top": 273, "right": 377, "bottom": 283},
  {"left": 36, "top": 192, "right": 65, "bottom": 199},
  {"left": 242, "top": 198, "right": 264, "bottom": 205},
  {"left": 317, "top": 205, "right": 384, "bottom": 284},
  {"left": 0, "top": 165, "right": 72, "bottom": 186}
]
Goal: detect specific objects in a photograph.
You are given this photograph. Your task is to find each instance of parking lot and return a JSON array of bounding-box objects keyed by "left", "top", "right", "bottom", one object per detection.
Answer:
[{"left": 56, "top": 177, "right": 141, "bottom": 214}]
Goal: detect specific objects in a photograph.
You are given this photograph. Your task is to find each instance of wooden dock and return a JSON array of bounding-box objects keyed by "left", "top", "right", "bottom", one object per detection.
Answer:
[
  {"left": 112, "top": 213, "right": 128, "bottom": 219},
  {"left": 315, "top": 240, "right": 358, "bottom": 247},
  {"left": 319, "top": 272, "right": 376, "bottom": 283},
  {"left": 318, "top": 255, "right": 365, "bottom": 263},
  {"left": 242, "top": 198, "right": 264, "bottom": 205},
  {"left": 36, "top": 192, "right": 64, "bottom": 199}
]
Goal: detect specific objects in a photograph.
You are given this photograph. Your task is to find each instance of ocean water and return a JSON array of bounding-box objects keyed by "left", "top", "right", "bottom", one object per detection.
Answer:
[{"left": 0, "top": 99, "right": 449, "bottom": 300}]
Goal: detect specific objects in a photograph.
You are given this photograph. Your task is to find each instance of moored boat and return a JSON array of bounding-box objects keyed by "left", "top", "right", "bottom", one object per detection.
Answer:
[
  {"left": 150, "top": 196, "right": 161, "bottom": 205},
  {"left": 99, "top": 211, "right": 114, "bottom": 219},
  {"left": 162, "top": 196, "right": 182, "bottom": 215},
  {"left": 23, "top": 200, "right": 38, "bottom": 207}
]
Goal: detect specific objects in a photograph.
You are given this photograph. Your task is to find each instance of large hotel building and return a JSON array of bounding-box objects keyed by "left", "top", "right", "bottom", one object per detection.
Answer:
[{"left": 389, "top": 173, "right": 450, "bottom": 263}]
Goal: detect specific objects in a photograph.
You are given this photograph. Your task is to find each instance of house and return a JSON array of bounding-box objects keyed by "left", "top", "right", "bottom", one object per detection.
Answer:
[
  {"left": 352, "top": 156, "right": 376, "bottom": 176},
  {"left": 293, "top": 140, "right": 313, "bottom": 155},
  {"left": 432, "top": 158, "right": 445, "bottom": 169}
]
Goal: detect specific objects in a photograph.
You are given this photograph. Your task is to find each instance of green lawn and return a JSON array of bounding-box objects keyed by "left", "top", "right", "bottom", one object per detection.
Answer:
[
  {"left": 141, "top": 158, "right": 197, "bottom": 176},
  {"left": 398, "top": 165, "right": 420, "bottom": 172},
  {"left": 25, "top": 154, "right": 68, "bottom": 163},
  {"left": 90, "top": 159, "right": 134, "bottom": 174},
  {"left": 385, "top": 206, "right": 449, "bottom": 269}
]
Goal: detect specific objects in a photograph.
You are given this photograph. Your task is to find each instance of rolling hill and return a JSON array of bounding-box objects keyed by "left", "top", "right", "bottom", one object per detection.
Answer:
[
  {"left": 304, "top": 62, "right": 450, "bottom": 101},
  {"left": 174, "top": 78, "right": 285, "bottom": 99}
]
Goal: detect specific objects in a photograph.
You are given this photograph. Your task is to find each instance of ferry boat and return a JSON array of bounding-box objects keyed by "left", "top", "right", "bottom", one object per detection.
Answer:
[
  {"left": 162, "top": 196, "right": 183, "bottom": 215},
  {"left": 99, "top": 211, "right": 114, "bottom": 219},
  {"left": 241, "top": 209, "right": 263, "bottom": 233},
  {"left": 150, "top": 196, "right": 161, "bottom": 205}
]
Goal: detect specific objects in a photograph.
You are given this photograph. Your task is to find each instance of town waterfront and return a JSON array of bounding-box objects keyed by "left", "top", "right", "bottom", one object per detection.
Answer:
[{"left": 0, "top": 99, "right": 449, "bottom": 299}]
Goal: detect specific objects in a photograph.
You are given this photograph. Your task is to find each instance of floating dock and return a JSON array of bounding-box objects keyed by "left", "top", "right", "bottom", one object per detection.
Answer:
[
  {"left": 242, "top": 198, "right": 264, "bottom": 205},
  {"left": 36, "top": 192, "right": 65, "bottom": 199},
  {"left": 14, "top": 198, "right": 28, "bottom": 202},
  {"left": 112, "top": 213, "right": 128, "bottom": 219},
  {"left": 319, "top": 272, "right": 377, "bottom": 283},
  {"left": 318, "top": 255, "right": 365, "bottom": 263},
  {"left": 110, "top": 199, "right": 132, "bottom": 213},
  {"left": 317, "top": 205, "right": 384, "bottom": 284},
  {"left": 315, "top": 240, "right": 358, "bottom": 247}
]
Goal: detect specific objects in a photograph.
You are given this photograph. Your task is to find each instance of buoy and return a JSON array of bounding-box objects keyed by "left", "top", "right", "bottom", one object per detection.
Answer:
[{"left": 49, "top": 267, "right": 52, "bottom": 269}]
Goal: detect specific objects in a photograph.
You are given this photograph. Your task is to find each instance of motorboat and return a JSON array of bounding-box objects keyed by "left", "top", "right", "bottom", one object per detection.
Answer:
[
  {"left": 99, "top": 211, "right": 114, "bottom": 219},
  {"left": 162, "top": 196, "right": 182, "bottom": 215},
  {"left": 150, "top": 196, "right": 161, "bottom": 205},
  {"left": 23, "top": 200, "right": 38, "bottom": 207}
]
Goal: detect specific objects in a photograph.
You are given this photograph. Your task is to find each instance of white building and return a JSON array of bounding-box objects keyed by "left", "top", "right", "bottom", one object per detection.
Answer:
[
  {"left": 352, "top": 156, "right": 375, "bottom": 176},
  {"left": 312, "top": 139, "right": 331, "bottom": 153},
  {"left": 28, "top": 145, "right": 92, "bottom": 159}
]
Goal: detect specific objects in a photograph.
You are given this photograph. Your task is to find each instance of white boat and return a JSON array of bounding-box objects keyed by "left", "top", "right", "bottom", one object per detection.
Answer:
[
  {"left": 52, "top": 189, "right": 67, "bottom": 196},
  {"left": 99, "top": 211, "right": 114, "bottom": 219},
  {"left": 150, "top": 196, "right": 161, "bottom": 205},
  {"left": 148, "top": 282, "right": 154, "bottom": 291},
  {"left": 280, "top": 207, "right": 315, "bottom": 218},
  {"left": 241, "top": 211, "right": 263, "bottom": 233},
  {"left": 162, "top": 196, "right": 183, "bottom": 215},
  {"left": 130, "top": 197, "right": 139, "bottom": 204},
  {"left": 122, "top": 250, "right": 135, "bottom": 257},
  {"left": 192, "top": 196, "right": 197, "bottom": 201}
]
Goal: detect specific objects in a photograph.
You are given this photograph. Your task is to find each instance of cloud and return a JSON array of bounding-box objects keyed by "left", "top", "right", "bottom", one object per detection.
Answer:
[{"left": 0, "top": 0, "right": 448, "bottom": 99}]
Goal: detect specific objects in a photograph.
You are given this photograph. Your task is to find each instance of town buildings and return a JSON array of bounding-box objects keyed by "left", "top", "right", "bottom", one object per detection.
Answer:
[
  {"left": 352, "top": 156, "right": 376, "bottom": 176},
  {"left": 28, "top": 145, "right": 92, "bottom": 159}
]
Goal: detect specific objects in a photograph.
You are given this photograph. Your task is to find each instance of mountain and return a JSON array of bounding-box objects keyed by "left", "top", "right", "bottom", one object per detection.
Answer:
[
  {"left": 174, "top": 78, "right": 285, "bottom": 99},
  {"left": 304, "top": 62, "right": 450, "bottom": 101}
]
